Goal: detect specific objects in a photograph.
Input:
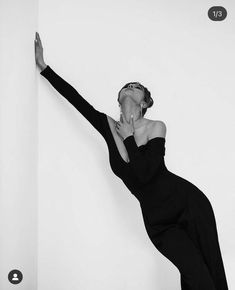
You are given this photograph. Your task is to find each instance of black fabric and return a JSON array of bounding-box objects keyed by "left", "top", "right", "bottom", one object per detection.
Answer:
[
  {"left": 123, "top": 135, "right": 165, "bottom": 183},
  {"left": 40, "top": 65, "right": 106, "bottom": 138},
  {"left": 40, "top": 65, "right": 229, "bottom": 290}
]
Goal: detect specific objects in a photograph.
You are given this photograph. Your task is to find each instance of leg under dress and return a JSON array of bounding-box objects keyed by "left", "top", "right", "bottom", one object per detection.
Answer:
[{"left": 142, "top": 182, "right": 229, "bottom": 290}]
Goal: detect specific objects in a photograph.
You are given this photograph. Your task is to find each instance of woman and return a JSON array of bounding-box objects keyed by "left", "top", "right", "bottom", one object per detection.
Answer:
[{"left": 34, "top": 31, "right": 229, "bottom": 290}]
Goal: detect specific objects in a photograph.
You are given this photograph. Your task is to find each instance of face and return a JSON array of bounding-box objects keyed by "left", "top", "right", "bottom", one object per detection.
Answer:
[{"left": 119, "top": 82, "right": 145, "bottom": 104}]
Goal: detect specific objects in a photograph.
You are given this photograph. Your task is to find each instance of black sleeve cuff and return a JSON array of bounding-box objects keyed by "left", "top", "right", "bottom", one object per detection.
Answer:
[
  {"left": 123, "top": 134, "right": 137, "bottom": 152},
  {"left": 40, "top": 65, "right": 50, "bottom": 76}
]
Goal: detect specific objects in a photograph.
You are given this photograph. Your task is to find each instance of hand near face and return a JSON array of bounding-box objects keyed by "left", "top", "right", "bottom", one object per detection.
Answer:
[{"left": 115, "top": 113, "right": 135, "bottom": 140}]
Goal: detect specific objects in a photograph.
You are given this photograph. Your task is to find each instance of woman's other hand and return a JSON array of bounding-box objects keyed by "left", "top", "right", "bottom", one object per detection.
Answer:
[
  {"left": 34, "top": 32, "right": 47, "bottom": 71},
  {"left": 115, "top": 113, "right": 135, "bottom": 140}
]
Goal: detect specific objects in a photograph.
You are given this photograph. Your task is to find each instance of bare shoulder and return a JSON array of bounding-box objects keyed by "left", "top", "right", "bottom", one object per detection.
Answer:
[{"left": 147, "top": 119, "right": 167, "bottom": 139}]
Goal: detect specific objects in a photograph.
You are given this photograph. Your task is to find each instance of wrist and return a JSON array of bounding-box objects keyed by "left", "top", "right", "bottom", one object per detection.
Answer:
[
  {"left": 123, "top": 133, "right": 134, "bottom": 141},
  {"left": 39, "top": 62, "right": 47, "bottom": 72}
]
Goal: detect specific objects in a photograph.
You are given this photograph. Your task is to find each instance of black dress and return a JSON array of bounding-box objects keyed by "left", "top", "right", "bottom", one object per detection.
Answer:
[{"left": 40, "top": 65, "right": 229, "bottom": 290}]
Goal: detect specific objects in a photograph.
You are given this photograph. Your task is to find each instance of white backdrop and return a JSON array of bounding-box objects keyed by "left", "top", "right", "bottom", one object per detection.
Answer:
[
  {"left": 1, "top": 0, "right": 234, "bottom": 290},
  {"left": 0, "top": 0, "right": 38, "bottom": 289},
  {"left": 38, "top": 1, "right": 234, "bottom": 289}
]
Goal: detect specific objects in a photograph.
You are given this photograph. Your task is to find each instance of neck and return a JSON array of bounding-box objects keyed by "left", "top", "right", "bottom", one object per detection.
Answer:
[{"left": 119, "top": 99, "right": 143, "bottom": 126}]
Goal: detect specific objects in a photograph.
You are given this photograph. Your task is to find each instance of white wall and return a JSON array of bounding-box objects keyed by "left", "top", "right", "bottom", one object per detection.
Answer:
[
  {"left": 38, "top": 0, "right": 235, "bottom": 289},
  {"left": 0, "top": 0, "right": 38, "bottom": 289}
]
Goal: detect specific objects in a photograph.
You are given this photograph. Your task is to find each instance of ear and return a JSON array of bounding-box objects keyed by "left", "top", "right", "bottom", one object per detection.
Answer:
[{"left": 141, "top": 102, "right": 147, "bottom": 109}]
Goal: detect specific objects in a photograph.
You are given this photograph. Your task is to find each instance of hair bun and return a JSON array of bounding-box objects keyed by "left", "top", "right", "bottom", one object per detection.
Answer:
[{"left": 147, "top": 97, "right": 154, "bottom": 108}]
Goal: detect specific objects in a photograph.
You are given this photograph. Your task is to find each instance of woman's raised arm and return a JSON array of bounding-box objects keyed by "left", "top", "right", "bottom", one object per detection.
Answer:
[
  {"left": 35, "top": 32, "right": 107, "bottom": 138},
  {"left": 40, "top": 65, "right": 107, "bottom": 138}
]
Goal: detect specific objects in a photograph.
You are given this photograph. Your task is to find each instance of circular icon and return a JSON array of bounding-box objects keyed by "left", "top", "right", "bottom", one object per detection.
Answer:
[
  {"left": 8, "top": 269, "right": 23, "bottom": 284},
  {"left": 208, "top": 6, "right": 227, "bottom": 21}
]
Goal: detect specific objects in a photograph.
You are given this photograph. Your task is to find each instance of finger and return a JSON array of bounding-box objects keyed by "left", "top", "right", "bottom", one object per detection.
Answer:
[
  {"left": 131, "top": 114, "right": 135, "bottom": 129},
  {"left": 37, "top": 33, "right": 42, "bottom": 47},
  {"left": 120, "top": 112, "right": 123, "bottom": 123},
  {"left": 35, "top": 34, "right": 39, "bottom": 45}
]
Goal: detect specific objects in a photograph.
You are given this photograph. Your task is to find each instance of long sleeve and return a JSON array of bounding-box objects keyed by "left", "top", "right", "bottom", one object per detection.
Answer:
[
  {"left": 123, "top": 135, "right": 165, "bottom": 183},
  {"left": 40, "top": 65, "right": 106, "bottom": 138}
]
